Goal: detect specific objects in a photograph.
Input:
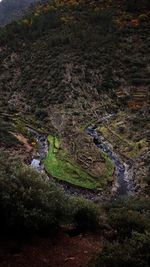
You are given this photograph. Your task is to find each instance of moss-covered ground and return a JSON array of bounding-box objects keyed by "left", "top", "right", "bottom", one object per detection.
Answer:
[{"left": 44, "top": 135, "right": 114, "bottom": 189}]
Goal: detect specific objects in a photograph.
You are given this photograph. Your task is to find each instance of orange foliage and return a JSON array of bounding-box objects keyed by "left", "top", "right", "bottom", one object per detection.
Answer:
[
  {"left": 128, "top": 101, "right": 142, "bottom": 109},
  {"left": 130, "top": 19, "right": 139, "bottom": 27}
]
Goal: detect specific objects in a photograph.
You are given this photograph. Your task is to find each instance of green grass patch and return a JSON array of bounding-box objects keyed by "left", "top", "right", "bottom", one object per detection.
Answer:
[
  {"left": 44, "top": 135, "right": 114, "bottom": 189},
  {"left": 102, "top": 152, "right": 114, "bottom": 181}
]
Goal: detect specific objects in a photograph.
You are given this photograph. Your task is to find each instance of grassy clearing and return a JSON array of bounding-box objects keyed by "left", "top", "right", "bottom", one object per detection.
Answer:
[{"left": 44, "top": 135, "right": 114, "bottom": 189}]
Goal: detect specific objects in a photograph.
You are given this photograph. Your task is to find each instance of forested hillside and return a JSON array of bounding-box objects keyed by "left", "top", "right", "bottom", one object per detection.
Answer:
[{"left": 0, "top": 1, "right": 150, "bottom": 267}]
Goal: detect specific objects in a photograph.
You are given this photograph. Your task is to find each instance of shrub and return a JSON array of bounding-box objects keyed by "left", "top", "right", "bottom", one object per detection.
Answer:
[
  {"left": 103, "top": 197, "right": 150, "bottom": 213},
  {"left": 143, "top": 173, "right": 150, "bottom": 186},
  {"left": 138, "top": 14, "right": 149, "bottom": 22},
  {"left": 35, "top": 108, "right": 48, "bottom": 120},
  {"left": 117, "top": 125, "right": 126, "bottom": 134},
  {"left": 92, "top": 231, "right": 150, "bottom": 267},
  {"left": 74, "top": 206, "right": 100, "bottom": 233},
  {"left": 108, "top": 209, "right": 149, "bottom": 239},
  {"left": 89, "top": 9, "right": 114, "bottom": 30},
  {"left": 0, "top": 121, "right": 20, "bottom": 147},
  {"left": 0, "top": 151, "right": 67, "bottom": 236}
]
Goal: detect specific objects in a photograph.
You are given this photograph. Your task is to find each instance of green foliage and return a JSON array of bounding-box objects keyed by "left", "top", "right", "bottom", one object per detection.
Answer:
[
  {"left": 102, "top": 197, "right": 150, "bottom": 243},
  {"left": 74, "top": 206, "right": 100, "bottom": 233},
  {"left": 35, "top": 108, "right": 48, "bottom": 120},
  {"left": 108, "top": 209, "right": 149, "bottom": 239},
  {"left": 65, "top": 196, "right": 105, "bottom": 233},
  {"left": 88, "top": 9, "right": 114, "bottom": 30},
  {"left": 0, "top": 119, "right": 20, "bottom": 147},
  {"left": 0, "top": 150, "right": 67, "bottom": 235},
  {"left": 27, "top": 9, "right": 61, "bottom": 39},
  {"left": 139, "top": 14, "right": 149, "bottom": 22},
  {"left": 103, "top": 197, "right": 150, "bottom": 215},
  {"left": 92, "top": 231, "right": 150, "bottom": 267}
]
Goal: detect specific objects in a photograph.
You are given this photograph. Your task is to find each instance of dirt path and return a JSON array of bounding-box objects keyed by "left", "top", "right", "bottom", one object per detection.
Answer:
[
  {"left": 0, "top": 230, "right": 102, "bottom": 267},
  {"left": 11, "top": 132, "right": 33, "bottom": 152}
]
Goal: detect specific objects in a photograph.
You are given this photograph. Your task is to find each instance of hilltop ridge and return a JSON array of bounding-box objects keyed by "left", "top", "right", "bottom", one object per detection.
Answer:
[{"left": 0, "top": 0, "right": 46, "bottom": 26}]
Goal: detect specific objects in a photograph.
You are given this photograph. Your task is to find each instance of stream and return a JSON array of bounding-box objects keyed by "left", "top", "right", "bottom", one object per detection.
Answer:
[
  {"left": 86, "top": 114, "right": 135, "bottom": 196},
  {"left": 29, "top": 128, "right": 48, "bottom": 172},
  {"left": 28, "top": 114, "right": 135, "bottom": 201}
]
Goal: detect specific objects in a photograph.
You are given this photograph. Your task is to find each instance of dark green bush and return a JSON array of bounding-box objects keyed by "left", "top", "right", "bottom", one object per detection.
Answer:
[
  {"left": 35, "top": 108, "right": 48, "bottom": 120},
  {"left": 108, "top": 209, "right": 150, "bottom": 239},
  {"left": 0, "top": 151, "right": 67, "bottom": 236},
  {"left": 92, "top": 231, "right": 150, "bottom": 267},
  {"left": 74, "top": 206, "right": 100, "bottom": 233},
  {"left": 117, "top": 125, "right": 126, "bottom": 134},
  {"left": 0, "top": 120, "right": 20, "bottom": 147},
  {"left": 88, "top": 9, "right": 114, "bottom": 30}
]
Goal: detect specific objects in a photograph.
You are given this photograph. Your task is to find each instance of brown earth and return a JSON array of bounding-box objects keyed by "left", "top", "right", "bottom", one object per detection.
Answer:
[
  {"left": 10, "top": 132, "right": 33, "bottom": 152},
  {"left": 0, "top": 230, "right": 102, "bottom": 267}
]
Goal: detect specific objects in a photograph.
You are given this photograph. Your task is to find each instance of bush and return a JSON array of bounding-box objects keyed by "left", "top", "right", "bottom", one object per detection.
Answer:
[
  {"left": 89, "top": 9, "right": 114, "bottom": 31},
  {"left": 92, "top": 231, "right": 150, "bottom": 267},
  {"left": 0, "top": 151, "right": 67, "bottom": 236},
  {"left": 74, "top": 206, "right": 100, "bottom": 233},
  {"left": 0, "top": 120, "right": 20, "bottom": 147},
  {"left": 138, "top": 14, "right": 149, "bottom": 22},
  {"left": 108, "top": 209, "right": 149, "bottom": 239},
  {"left": 117, "top": 125, "right": 126, "bottom": 134},
  {"left": 35, "top": 108, "right": 48, "bottom": 120}
]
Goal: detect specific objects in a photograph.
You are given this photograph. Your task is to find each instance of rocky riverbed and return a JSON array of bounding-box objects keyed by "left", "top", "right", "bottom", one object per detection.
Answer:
[{"left": 29, "top": 114, "right": 135, "bottom": 201}]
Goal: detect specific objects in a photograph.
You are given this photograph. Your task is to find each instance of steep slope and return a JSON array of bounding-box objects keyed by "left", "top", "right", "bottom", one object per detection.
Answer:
[{"left": 0, "top": 0, "right": 150, "bottom": 195}]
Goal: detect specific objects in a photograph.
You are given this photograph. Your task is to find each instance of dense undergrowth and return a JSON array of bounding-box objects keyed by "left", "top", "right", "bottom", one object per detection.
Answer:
[
  {"left": 91, "top": 197, "right": 150, "bottom": 267},
  {"left": 0, "top": 149, "right": 103, "bottom": 236},
  {"left": 0, "top": 150, "right": 150, "bottom": 267}
]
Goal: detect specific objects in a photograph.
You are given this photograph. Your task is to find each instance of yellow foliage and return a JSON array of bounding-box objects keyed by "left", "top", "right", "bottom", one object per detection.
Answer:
[
  {"left": 22, "top": 19, "right": 29, "bottom": 25},
  {"left": 31, "top": 142, "right": 36, "bottom": 146},
  {"left": 34, "top": 12, "right": 40, "bottom": 17},
  {"left": 60, "top": 15, "right": 74, "bottom": 24},
  {"left": 55, "top": 0, "right": 84, "bottom": 8}
]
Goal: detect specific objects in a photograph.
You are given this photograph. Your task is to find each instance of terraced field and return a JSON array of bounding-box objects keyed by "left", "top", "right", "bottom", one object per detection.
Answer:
[{"left": 44, "top": 134, "right": 114, "bottom": 189}]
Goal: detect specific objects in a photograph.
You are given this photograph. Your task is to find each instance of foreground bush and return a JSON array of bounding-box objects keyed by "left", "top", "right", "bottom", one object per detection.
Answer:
[
  {"left": 108, "top": 209, "right": 149, "bottom": 239},
  {"left": 0, "top": 151, "right": 67, "bottom": 235},
  {"left": 74, "top": 206, "right": 100, "bottom": 233},
  {"left": 67, "top": 197, "right": 105, "bottom": 233},
  {"left": 92, "top": 231, "right": 150, "bottom": 267}
]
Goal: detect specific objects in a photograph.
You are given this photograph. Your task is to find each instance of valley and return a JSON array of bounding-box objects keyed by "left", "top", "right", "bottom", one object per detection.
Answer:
[{"left": 0, "top": 1, "right": 150, "bottom": 267}]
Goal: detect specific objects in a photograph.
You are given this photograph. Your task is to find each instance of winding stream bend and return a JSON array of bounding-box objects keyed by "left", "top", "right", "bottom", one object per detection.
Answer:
[
  {"left": 86, "top": 125, "right": 134, "bottom": 196},
  {"left": 28, "top": 114, "right": 135, "bottom": 199},
  {"left": 29, "top": 128, "right": 48, "bottom": 172}
]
